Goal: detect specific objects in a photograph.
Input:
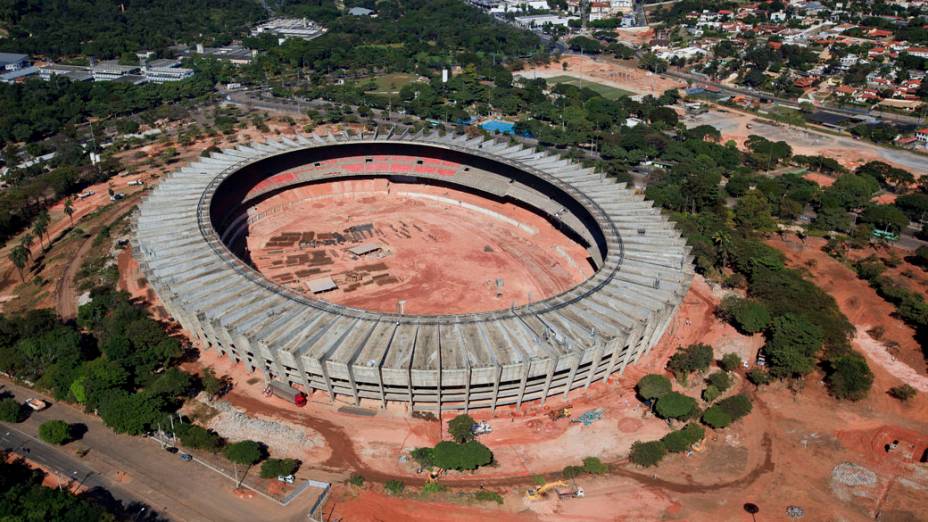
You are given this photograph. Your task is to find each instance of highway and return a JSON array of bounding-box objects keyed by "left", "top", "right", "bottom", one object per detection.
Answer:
[{"left": 0, "top": 379, "right": 319, "bottom": 522}]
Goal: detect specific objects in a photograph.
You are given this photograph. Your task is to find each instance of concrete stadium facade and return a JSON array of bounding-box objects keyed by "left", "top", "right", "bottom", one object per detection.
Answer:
[{"left": 133, "top": 129, "right": 694, "bottom": 412}]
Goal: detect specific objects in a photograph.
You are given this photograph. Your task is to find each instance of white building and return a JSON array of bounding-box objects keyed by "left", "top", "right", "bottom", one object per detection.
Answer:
[
  {"left": 144, "top": 66, "right": 194, "bottom": 83},
  {"left": 251, "top": 18, "right": 325, "bottom": 42},
  {"left": 91, "top": 60, "right": 140, "bottom": 81}
]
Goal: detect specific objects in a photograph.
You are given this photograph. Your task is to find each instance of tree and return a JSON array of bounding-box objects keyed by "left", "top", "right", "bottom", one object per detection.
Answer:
[
  {"left": 825, "top": 353, "right": 873, "bottom": 401},
  {"left": 707, "top": 371, "right": 732, "bottom": 392},
  {"left": 9, "top": 246, "right": 29, "bottom": 282},
  {"left": 411, "top": 447, "right": 434, "bottom": 468},
  {"left": 702, "top": 385, "right": 721, "bottom": 403},
  {"left": 701, "top": 406, "right": 732, "bottom": 428},
  {"left": 716, "top": 394, "right": 752, "bottom": 421},
  {"left": 859, "top": 204, "right": 909, "bottom": 234},
  {"left": 582, "top": 456, "right": 607, "bottom": 474},
  {"left": 654, "top": 392, "right": 697, "bottom": 420},
  {"left": 224, "top": 440, "right": 262, "bottom": 466},
  {"left": 667, "top": 344, "right": 714, "bottom": 380},
  {"left": 447, "top": 414, "right": 476, "bottom": 443},
  {"left": 64, "top": 198, "right": 75, "bottom": 225},
  {"left": 562, "top": 464, "right": 584, "bottom": 479},
  {"left": 98, "top": 390, "right": 166, "bottom": 435},
  {"left": 38, "top": 420, "right": 71, "bottom": 445},
  {"left": 889, "top": 384, "right": 917, "bottom": 402},
  {"left": 636, "top": 374, "right": 672, "bottom": 400},
  {"left": 259, "top": 458, "right": 299, "bottom": 479},
  {"left": 629, "top": 440, "right": 666, "bottom": 467},
  {"left": 734, "top": 189, "right": 776, "bottom": 232},
  {"left": 660, "top": 423, "right": 705, "bottom": 452},
  {"left": 176, "top": 424, "right": 223, "bottom": 452},
  {"left": 431, "top": 440, "right": 493, "bottom": 471},
  {"left": 764, "top": 314, "right": 824, "bottom": 377},
  {"left": 720, "top": 297, "right": 770, "bottom": 334},
  {"left": 32, "top": 211, "right": 50, "bottom": 249},
  {"left": 201, "top": 368, "right": 224, "bottom": 399},
  {"left": 719, "top": 353, "right": 742, "bottom": 372},
  {"left": 0, "top": 398, "right": 24, "bottom": 422}
]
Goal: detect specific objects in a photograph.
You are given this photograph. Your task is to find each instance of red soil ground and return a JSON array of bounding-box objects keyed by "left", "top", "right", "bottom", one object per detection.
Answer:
[
  {"left": 246, "top": 179, "right": 593, "bottom": 315},
  {"left": 768, "top": 236, "right": 928, "bottom": 381}
]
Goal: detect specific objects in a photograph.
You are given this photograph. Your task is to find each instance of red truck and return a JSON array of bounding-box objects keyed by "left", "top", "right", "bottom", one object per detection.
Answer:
[{"left": 265, "top": 381, "right": 307, "bottom": 407}]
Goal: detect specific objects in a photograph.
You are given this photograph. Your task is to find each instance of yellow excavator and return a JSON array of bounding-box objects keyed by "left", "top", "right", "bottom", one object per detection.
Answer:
[{"left": 526, "top": 481, "right": 568, "bottom": 500}]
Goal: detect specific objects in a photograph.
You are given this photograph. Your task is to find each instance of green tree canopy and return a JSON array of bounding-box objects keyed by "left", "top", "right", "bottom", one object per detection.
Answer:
[
  {"left": 224, "top": 440, "right": 263, "bottom": 466},
  {"left": 38, "top": 420, "right": 71, "bottom": 445},
  {"left": 636, "top": 374, "right": 673, "bottom": 400},
  {"left": 654, "top": 392, "right": 698, "bottom": 420},
  {"left": 447, "top": 414, "right": 476, "bottom": 444},
  {"left": 259, "top": 458, "right": 300, "bottom": 479},
  {"left": 629, "top": 440, "right": 666, "bottom": 467},
  {"left": 764, "top": 313, "right": 824, "bottom": 377}
]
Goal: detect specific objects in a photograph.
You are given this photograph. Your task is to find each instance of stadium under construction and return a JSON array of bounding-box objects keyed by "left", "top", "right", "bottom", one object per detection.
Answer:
[{"left": 133, "top": 130, "right": 694, "bottom": 411}]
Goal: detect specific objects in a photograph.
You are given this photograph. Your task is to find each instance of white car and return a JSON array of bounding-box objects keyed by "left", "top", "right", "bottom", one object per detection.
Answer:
[{"left": 277, "top": 474, "right": 295, "bottom": 484}]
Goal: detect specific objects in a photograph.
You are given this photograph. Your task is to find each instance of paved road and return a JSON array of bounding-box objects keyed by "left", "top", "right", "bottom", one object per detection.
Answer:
[
  {"left": 0, "top": 379, "right": 317, "bottom": 522},
  {"left": 664, "top": 68, "right": 925, "bottom": 126}
]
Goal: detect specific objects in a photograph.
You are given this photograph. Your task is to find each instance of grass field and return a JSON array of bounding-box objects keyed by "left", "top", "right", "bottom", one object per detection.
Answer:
[
  {"left": 362, "top": 73, "right": 418, "bottom": 95},
  {"left": 544, "top": 75, "right": 634, "bottom": 100}
]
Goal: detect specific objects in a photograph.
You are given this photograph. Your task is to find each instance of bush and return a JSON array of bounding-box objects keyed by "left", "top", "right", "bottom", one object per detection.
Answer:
[
  {"left": 348, "top": 473, "right": 365, "bottom": 487},
  {"left": 702, "top": 385, "right": 721, "bottom": 403},
  {"left": 889, "top": 384, "right": 917, "bottom": 402},
  {"left": 532, "top": 474, "right": 546, "bottom": 486},
  {"left": 38, "top": 420, "right": 71, "bottom": 445},
  {"left": 562, "top": 465, "right": 584, "bottom": 479},
  {"left": 708, "top": 371, "right": 732, "bottom": 392},
  {"left": 447, "top": 414, "right": 476, "bottom": 443},
  {"left": 661, "top": 423, "right": 705, "bottom": 452},
  {"left": 719, "top": 353, "right": 742, "bottom": 372},
  {"left": 825, "top": 353, "right": 873, "bottom": 401},
  {"left": 474, "top": 490, "right": 504, "bottom": 504},
  {"left": 629, "top": 440, "right": 666, "bottom": 467},
  {"left": 716, "top": 394, "right": 752, "bottom": 421},
  {"left": 0, "top": 398, "right": 24, "bottom": 423},
  {"left": 636, "top": 374, "right": 672, "bottom": 400},
  {"left": 422, "top": 482, "right": 445, "bottom": 494},
  {"left": 655, "top": 392, "right": 697, "bottom": 420},
  {"left": 747, "top": 369, "right": 771, "bottom": 386},
  {"left": 667, "top": 344, "right": 714, "bottom": 379},
  {"left": 259, "top": 458, "right": 299, "bottom": 479},
  {"left": 702, "top": 406, "right": 732, "bottom": 428},
  {"left": 385, "top": 480, "right": 405, "bottom": 495},
  {"left": 582, "top": 456, "right": 608, "bottom": 474}
]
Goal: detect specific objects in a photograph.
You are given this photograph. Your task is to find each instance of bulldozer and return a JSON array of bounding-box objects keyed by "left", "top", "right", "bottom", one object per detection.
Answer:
[{"left": 526, "top": 481, "right": 568, "bottom": 500}]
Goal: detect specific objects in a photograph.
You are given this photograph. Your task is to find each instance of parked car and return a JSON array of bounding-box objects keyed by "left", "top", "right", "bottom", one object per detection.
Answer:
[
  {"left": 180, "top": 453, "right": 193, "bottom": 462},
  {"left": 165, "top": 447, "right": 179, "bottom": 454},
  {"left": 277, "top": 474, "right": 295, "bottom": 484}
]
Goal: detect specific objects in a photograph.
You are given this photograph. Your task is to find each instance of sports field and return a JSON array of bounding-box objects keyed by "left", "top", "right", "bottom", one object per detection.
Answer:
[
  {"left": 545, "top": 74, "right": 634, "bottom": 100},
  {"left": 361, "top": 73, "right": 418, "bottom": 95}
]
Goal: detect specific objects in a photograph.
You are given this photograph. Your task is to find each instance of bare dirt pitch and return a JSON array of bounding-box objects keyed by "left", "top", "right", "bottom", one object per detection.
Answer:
[{"left": 246, "top": 178, "right": 594, "bottom": 315}]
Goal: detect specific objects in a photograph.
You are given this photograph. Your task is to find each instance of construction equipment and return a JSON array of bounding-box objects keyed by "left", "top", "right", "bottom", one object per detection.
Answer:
[
  {"left": 556, "top": 485, "right": 585, "bottom": 499},
  {"left": 571, "top": 408, "right": 604, "bottom": 426},
  {"left": 526, "top": 481, "right": 568, "bottom": 500},
  {"left": 264, "top": 381, "right": 308, "bottom": 407},
  {"left": 547, "top": 407, "right": 572, "bottom": 421}
]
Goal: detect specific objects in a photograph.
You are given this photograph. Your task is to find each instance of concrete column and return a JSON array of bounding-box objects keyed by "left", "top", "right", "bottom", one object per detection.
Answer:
[
  {"left": 463, "top": 365, "right": 472, "bottom": 414},
  {"left": 584, "top": 341, "right": 605, "bottom": 390},
  {"left": 563, "top": 355, "right": 580, "bottom": 400},
  {"left": 345, "top": 363, "right": 361, "bottom": 406},
  {"left": 376, "top": 366, "right": 387, "bottom": 409},
  {"left": 490, "top": 365, "right": 503, "bottom": 412},
  {"left": 515, "top": 361, "right": 531, "bottom": 411},
  {"left": 540, "top": 357, "right": 556, "bottom": 405}
]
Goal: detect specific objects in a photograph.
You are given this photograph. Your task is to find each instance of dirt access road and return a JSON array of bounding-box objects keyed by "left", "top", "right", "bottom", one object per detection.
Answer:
[{"left": 0, "top": 377, "right": 318, "bottom": 522}]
